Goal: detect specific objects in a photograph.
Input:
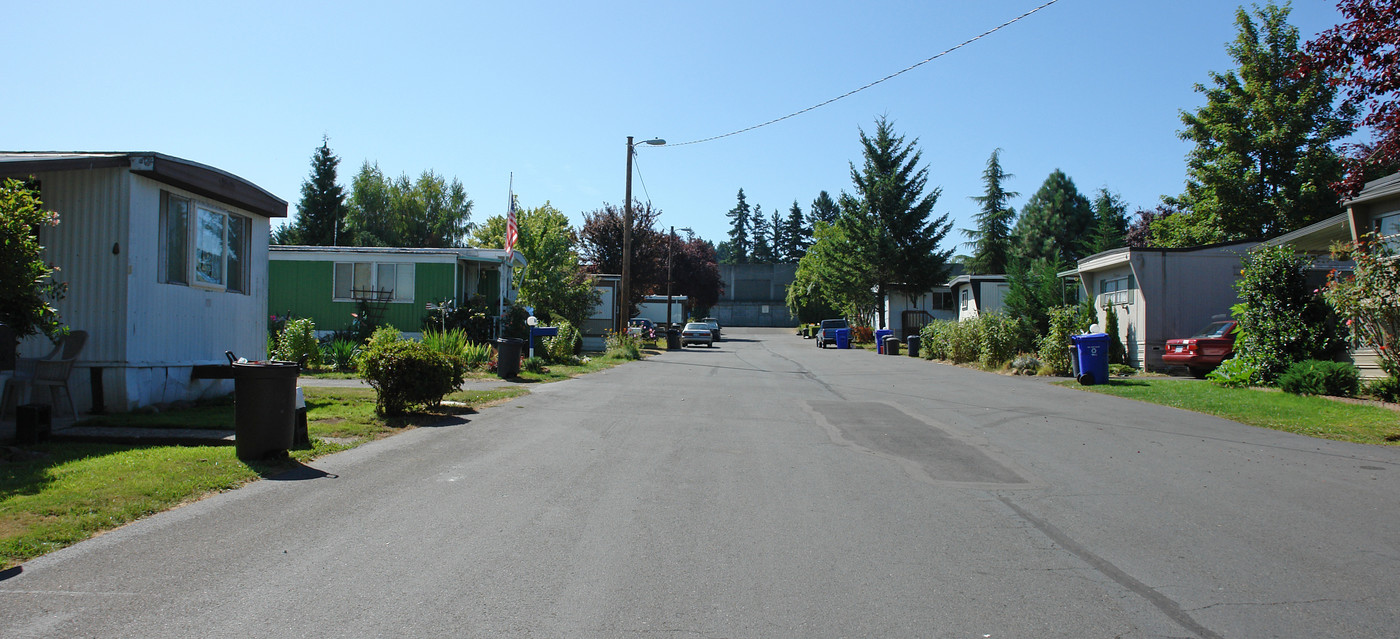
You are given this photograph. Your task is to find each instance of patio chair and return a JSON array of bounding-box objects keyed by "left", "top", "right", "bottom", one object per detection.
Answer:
[{"left": 0, "top": 330, "right": 87, "bottom": 421}]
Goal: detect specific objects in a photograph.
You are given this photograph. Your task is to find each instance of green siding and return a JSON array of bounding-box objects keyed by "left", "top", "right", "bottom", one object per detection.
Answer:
[{"left": 268, "top": 260, "right": 458, "bottom": 334}]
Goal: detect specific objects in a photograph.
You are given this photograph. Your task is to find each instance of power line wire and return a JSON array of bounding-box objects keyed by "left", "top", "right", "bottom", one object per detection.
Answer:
[{"left": 668, "top": 0, "right": 1062, "bottom": 147}]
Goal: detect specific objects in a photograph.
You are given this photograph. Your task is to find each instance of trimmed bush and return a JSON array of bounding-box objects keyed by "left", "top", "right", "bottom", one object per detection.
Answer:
[
  {"left": 358, "top": 329, "right": 466, "bottom": 415},
  {"left": 1278, "top": 360, "right": 1360, "bottom": 397}
]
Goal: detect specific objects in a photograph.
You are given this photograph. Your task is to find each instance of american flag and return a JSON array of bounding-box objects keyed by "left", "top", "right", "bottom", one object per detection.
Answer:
[{"left": 505, "top": 189, "right": 518, "bottom": 262}]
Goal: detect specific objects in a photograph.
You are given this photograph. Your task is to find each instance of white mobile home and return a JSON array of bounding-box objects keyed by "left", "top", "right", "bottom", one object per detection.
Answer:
[{"left": 1, "top": 152, "right": 286, "bottom": 413}]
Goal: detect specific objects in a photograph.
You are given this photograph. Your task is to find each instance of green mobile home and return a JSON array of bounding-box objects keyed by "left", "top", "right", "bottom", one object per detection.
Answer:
[{"left": 268, "top": 246, "right": 525, "bottom": 337}]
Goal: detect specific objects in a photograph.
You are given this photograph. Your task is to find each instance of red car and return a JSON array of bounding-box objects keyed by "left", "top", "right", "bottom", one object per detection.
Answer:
[{"left": 1163, "top": 320, "right": 1238, "bottom": 378}]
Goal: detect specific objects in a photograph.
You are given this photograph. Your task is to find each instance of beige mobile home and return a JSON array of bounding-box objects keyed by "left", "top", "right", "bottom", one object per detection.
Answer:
[
  {"left": 1065, "top": 242, "right": 1258, "bottom": 371},
  {"left": 0, "top": 152, "right": 285, "bottom": 414}
]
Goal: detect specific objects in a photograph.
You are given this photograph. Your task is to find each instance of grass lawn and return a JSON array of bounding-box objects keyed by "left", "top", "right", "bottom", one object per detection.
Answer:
[
  {"left": 0, "top": 385, "right": 528, "bottom": 569},
  {"left": 1056, "top": 378, "right": 1400, "bottom": 445}
]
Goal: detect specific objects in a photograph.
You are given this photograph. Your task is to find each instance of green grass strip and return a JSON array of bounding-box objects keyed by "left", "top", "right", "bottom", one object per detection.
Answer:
[{"left": 1057, "top": 379, "right": 1400, "bottom": 445}]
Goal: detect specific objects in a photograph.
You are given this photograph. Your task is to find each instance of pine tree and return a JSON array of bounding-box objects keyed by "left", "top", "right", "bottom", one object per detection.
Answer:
[
  {"left": 839, "top": 116, "right": 954, "bottom": 328},
  {"left": 1168, "top": 2, "right": 1352, "bottom": 243},
  {"left": 751, "top": 204, "right": 774, "bottom": 263},
  {"left": 1086, "top": 188, "right": 1129, "bottom": 255},
  {"left": 724, "top": 188, "right": 751, "bottom": 264},
  {"left": 962, "top": 148, "right": 1018, "bottom": 274},
  {"left": 290, "top": 136, "right": 348, "bottom": 246},
  {"left": 1011, "top": 170, "right": 1094, "bottom": 264},
  {"left": 809, "top": 191, "right": 839, "bottom": 227},
  {"left": 782, "top": 201, "right": 808, "bottom": 262}
]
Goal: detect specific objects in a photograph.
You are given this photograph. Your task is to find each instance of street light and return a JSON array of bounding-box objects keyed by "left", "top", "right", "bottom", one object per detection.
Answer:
[
  {"left": 620, "top": 136, "right": 666, "bottom": 334},
  {"left": 666, "top": 226, "right": 692, "bottom": 327}
]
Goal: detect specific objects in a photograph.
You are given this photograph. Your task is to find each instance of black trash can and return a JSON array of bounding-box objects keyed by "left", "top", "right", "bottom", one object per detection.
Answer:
[
  {"left": 666, "top": 328, "right": 681, "bottom": 350},
  {"left": 907, "top": 335, "right": 921, "bottom": 358},
  {"left": 16, "top": 403, "right": 52, "bottom": 445},
  {"left": 496, "top": 338, "right": 524, "bottom": 378},
  {"left": 883, "top": 335, "right": 900, "bottom": 356},
  {"left": 232, "top": 360, "right": 300, "bottom": 460}
]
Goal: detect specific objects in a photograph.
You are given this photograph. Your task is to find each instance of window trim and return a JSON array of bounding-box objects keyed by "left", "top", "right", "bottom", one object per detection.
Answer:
[{"left": 1099, "top": 274, "right": 1136, "bottom": 307}]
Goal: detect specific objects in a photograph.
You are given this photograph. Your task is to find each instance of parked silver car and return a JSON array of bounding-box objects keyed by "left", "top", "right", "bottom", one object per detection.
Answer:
[{"left": 680, "top": 322, "right": 714, "bottom": 348}]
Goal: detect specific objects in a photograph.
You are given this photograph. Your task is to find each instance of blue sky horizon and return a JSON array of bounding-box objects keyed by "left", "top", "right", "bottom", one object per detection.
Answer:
[{"left": 4, "top": 0, "right": 1353, "bottom": 254}]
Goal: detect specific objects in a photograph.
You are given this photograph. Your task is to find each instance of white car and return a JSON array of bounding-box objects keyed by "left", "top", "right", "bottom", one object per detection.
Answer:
[{"left": 680, "top": 322, "right": 714, "bottom": 348}]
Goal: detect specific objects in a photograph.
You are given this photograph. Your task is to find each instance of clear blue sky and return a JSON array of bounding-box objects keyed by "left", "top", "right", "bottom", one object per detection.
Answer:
[{"left": 4, "top": 0, "right": 1347, "bottom": 254}]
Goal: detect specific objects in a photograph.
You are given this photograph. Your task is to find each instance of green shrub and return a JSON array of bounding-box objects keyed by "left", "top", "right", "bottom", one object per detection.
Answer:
[
  {"left": 978, "top": 312, "right": 1020, "bottom": 369},
  {"left": 1037, "top": 305, "right": 1092, "bottom": 376},
  {"left": 919, "top": 321, "right": 952, "bottom": 360},
  {"left": 1233, "top": 245, "right": 1343, "bottom": 383},
  {"left": 544, "top": 320, "right": 583, "bottom": 364},
  {"left": 319, "top": 339, "right": 360, "bottom": 372},
  {"left": 422, "top": 327, "right": 471, "bottom": 359},
  {"left": 274, "top": 317, "right": 322, "bottom": 367},
  {"left": 462, "top": 341, "right": 493, "bottom": 369},
  {"left": 1278, "top": 360, "right": 1360, "bottom": 397},
  {"left": 522, "top": 356, "right": 547, "bottom": 374},
  {"left": 357, "top": 330, "right": 466, "bottom": 415},
  {"left": 1010, "top": 353, "right": 1042, "bottom": 375},
  {"left": 947, "top": 318, "right": 981, "bottom": 364},
  {"left": 604, "top": 331, "right": 641, "bottom": 360},
  {"left": 1207, "top": 357, "right": 1262, "bottom": 388},
  {"left": 1364, "top": 376, "right": 1399, "bottom": 403},
  {"left": 1109, "top": 363, "right": 1137, "bottom": 377}
]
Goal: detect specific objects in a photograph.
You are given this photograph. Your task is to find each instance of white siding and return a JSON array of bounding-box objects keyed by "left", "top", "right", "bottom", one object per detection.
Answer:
[
  {"left": 127, "top": 175, "right": 270, "bottom": 367},
  {"left": 17, "top": 168, "right": 130, "bottom": 364}
]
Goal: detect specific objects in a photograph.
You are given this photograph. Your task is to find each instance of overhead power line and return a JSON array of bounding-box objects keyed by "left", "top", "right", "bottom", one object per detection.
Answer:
[{"left": 668, "top": 0, "right": 1062, "bottom": 147}]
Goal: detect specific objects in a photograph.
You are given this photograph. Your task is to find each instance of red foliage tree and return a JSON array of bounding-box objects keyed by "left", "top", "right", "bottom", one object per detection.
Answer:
[{"left": 1297, "top": 0, "right": 1400, "bottom": 196}]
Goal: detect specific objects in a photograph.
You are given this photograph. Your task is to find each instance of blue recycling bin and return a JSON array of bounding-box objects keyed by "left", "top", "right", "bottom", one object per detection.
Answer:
[
  {"left": 835, "top": 328, "right": 851, "bottom": 349},
  {"left": 874, "top": 329, "right": 893, "bottom": 353},
  {"left": 1070, "top": 332, "right": 1111, "bottom": 386}
]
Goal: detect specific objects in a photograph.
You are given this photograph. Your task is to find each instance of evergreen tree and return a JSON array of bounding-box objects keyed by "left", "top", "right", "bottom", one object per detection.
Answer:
[
  {"left": 839, "top": 116, "right": 954, "bottom": 328},
  {"left": 1002, "top": 256, "right": 1070, "bottom": 352},
  {"left": 809, "top": 190, "right": 839, "bottom": 227},
  {"left": 1012, "top": 170, "right": 1094, "bottom": 264},
  {"left": 289, "top": 136, "right": 348, "bottom": 246},
  {"left": 771, "top": 209, "right": 786, "bottom": 262},
  {"left": 962, "top": 148, "right": 1018, "bottom": 275},
  {"left": 1086, "top": 188, "right": 1129, "bottom": 255},
  {"left": 782, "top": 200, "right": 809, "bottom": 262},
  {"left": 751, "top": 204, "right": 774, "bottom": 263},
  {"left": 1167, "top": 2, "right": 1352, "bottom": 244},
  {"left": 723, "top": 188, "right": 752, "bottom": 264}
]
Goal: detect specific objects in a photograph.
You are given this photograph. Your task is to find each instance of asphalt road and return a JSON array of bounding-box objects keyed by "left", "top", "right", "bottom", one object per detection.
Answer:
[{"left": 3, "top": 327, "right": 1398, "bottom": 638}]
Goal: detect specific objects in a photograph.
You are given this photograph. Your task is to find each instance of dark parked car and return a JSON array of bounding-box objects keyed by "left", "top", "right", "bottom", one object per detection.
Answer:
[
  {"left": 700, "top": 317, "right": 722, "bottom": 342},
  {"left": 1162, "top": 319, "right": 1238, "bottom": 377},
  {"left": 816, "top": 318, "right": 849, "bottom": 349}
]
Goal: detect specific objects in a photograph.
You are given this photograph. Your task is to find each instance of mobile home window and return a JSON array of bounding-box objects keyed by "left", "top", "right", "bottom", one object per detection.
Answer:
[
  {"left": 1376, "top": 211, "right": 1399, "bottom": 251},
  {"left": 1099, "top": 274, "right": 1135, "bottom": 306},
  {"left": 160, "top": 193, "right": 249, "bottom": 293},
  {"left": 959, "top": 288, "right": 971, "bottom": 311},
  {"left": 333, "top": 262, "right": 414, "bottom": 302}
]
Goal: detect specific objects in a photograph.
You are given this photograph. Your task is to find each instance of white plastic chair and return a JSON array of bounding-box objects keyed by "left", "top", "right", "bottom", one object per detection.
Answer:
[{"left": 1, "top": 330, "right": 87, "bottom": 420}]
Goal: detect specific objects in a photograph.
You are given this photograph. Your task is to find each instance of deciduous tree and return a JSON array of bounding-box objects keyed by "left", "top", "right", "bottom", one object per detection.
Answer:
[
  {"left": 0, "top": 179, "right": 66, "bottom": 343},
  {"left": 471, "top": 202, "right": 598, "bottom": 327},
  {"left": 1298, "top": 0, "right": 1400, "bottom": 195}
]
